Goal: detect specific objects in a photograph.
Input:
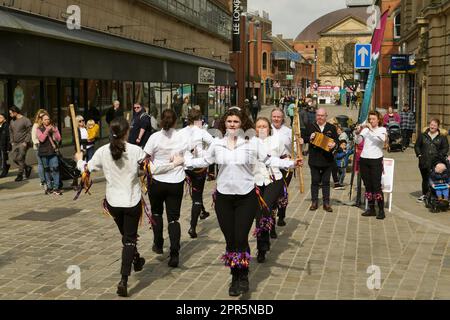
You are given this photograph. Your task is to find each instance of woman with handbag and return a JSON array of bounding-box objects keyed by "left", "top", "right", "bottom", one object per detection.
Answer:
[{"left": 37, "top": 114, "right": 62, "bottom": 195}]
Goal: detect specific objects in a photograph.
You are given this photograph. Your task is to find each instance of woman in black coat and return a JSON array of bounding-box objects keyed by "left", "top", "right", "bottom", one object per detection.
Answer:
[
  {"left": 0, "top": 113, "right": 11, "bottom": 177},
  {"left": 414, "top": 118, "right": 449, "bottom": 202}
]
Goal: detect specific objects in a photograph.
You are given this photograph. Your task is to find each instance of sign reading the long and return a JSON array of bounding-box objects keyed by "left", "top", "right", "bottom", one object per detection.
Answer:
[
  {"left": 232, "top": 0, "right": 241, "bottom": 52},
  {"left": 358, "top": 10, "right": 388, "bottom": 124}
]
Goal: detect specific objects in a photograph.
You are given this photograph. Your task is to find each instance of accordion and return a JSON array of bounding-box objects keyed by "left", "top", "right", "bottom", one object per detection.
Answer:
[{"left": 311, "top": 132, "right": 334, "bottom": 152}]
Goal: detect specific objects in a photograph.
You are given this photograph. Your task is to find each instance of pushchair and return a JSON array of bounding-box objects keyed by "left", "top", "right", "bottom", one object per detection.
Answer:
[
  {"left": 386, "top": 122, "right": 403, "bottom": 152},
  {"left": 424, "top": 159, "right": 450, "bottom": 213}
]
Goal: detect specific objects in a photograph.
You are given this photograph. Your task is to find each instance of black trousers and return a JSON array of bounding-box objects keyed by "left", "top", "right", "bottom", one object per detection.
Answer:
[
  {"left": 215, "top": 189, "right": 259, "bottom": 254},
  {"left": 106, "top": 200, "right": 142, "bottom": 276},
  {"left": 149, "top": 180, "right": 184, "bottom": 253},
  {"left": 251, "top": 108, "right": 259, "bottom": 122},
  {"left": 402, "top": 129, "right": 413, "bottom": 148},
  {"left": 185, "top": 170, "right": 207, "bottom": 229},
  {"left": 360, "top": 157, "right": 383, "bottom": 199},
  {"left": 256, "top": 180, "right": 284, "bottom": 251},
  {"left": 310, "top": 165, "right": 333, "bottom": 203},
  {"left": 0, "top": 150, "right": 8, "bottom": 175},
  {"left": 419, "top": 167, "right": 430, "bottom": 196},
  {"left": 277, "top": 169, "right": 293, "bottom": 219}
]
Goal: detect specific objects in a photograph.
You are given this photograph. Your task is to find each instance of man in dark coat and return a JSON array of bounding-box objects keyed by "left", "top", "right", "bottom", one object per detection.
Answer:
[
  {"left": 305, "top": 108, "right": 339, "bottom": 212},
  {"left": 105, "top": 100, "right": 124, "bottom": 126},
  {"left": 128, "top": 104, "right": 151, "bottom": 148}
]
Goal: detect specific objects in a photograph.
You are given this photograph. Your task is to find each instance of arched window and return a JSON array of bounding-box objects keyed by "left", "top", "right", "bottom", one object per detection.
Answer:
[
  {"left": 394, "top": 13, "right": 401, "bottom": 38},
  {"left": 344, "top": 43, "right": 355, "bottom": 65},
  {"left": 262, "top": 52, "right": 268, "bottom": 70},
  {"left": 324, "top": 47, "right": 332, "bottom": 64}
]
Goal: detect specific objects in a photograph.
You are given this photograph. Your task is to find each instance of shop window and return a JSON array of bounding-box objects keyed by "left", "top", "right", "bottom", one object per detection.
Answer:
[
  {"left": 150, "top": 82, "right": 162, "bottom": 121},
  {"left": 12, "top": 80, "right": 41, "bottom": 119},
  {"left": 134, "top": 82, "right": 144, "bottom": 105},
  {"left": 263, "top": 52, "right": 268, "bottom": 70},
  {"left": 122, "top": 81, "right": 133, "bottom": 113},
  {"left": 143, "top": 82, "right": 150, "bottom": 112},
  {"left": 0, "top": 80, "right": 7, "bottom": 114},
  {"left": 161, "top": 83, "right": 172, "bottom": 110}
]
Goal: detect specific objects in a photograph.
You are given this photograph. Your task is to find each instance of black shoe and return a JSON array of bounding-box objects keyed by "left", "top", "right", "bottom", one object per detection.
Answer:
[
  {"left": 15, "top": 174, "right": 23, "bottom": 182},
  {"left": 277, "top": 217, "right": 286, "bottom": 227},
  {"left": 152, "top": 244, "right": 163, "bottom": 255},
  {"left": 200, "top": 210, "right": 210, "bottom": 220},
  {"left": 257, "top": 251, "right": 266, "bottom": 263},
  {"left": 362, "top": 204, "right": 376, "bottom": 217},
  {"left": 25, "top": 166, "right": 32, "bottom": 179},
  {"left": 376, "top": 200, "right": 386, "bottom": 220},
  {"left": 117, "top": 280, "right": 128, "bottom": 297},
  {"left": 133, "top": 257, "right": 145, "bottom": 272},
  {"left": 270, "top": 228, "right": 277, "bottom": 239},
  {"left": 229, "top": 270, "right": 240, "bottom": 297},
  {"left": 168, "top": 252, "right": 179, "bottom": 268},
  {"left": 52, "top": 189, "right": 63, "bottom": 196},
  {"left": 188, "top": 227, "right": 197, "bottom": 238},
  {"left": 238, "top": 269, "right": 249, "bottom": 294}
]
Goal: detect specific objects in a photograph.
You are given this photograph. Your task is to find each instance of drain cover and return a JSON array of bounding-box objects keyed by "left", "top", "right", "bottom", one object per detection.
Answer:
[{"left": 10, "top": 208, "right": 81, "bottom": 222}]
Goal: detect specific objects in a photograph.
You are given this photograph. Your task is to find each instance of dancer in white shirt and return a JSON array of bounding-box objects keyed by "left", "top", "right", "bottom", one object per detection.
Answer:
[
  {"left": 178, "top": 109, "right": 214, "bottom": 238},
  {"left": 143, "top": 109, "right": 188, "bottom": 268},
  {"left": 185, "top": 108, "right": 302, "bottom": 297},
  {"left": 355, "top": 111, "right": 388, "bottom": 219},
  {"left": 75, "top": 118, "right": 183, "bottom": 297},
  {"left": 254, "top": 117, "right": 288, "bottom": 263},
  {"left": 271, "top": 107, "right": 293, "bottom": 230}
]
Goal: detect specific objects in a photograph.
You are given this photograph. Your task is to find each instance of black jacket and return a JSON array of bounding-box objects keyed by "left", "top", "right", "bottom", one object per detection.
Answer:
[
  {"left": 105, "top": 107, "right": 124, "bottom": 125},
  {"left": 305, "top": 122, "right": 339, "bottom": 167},
  {"left": 128, "top": 111, "right": 152, "bottom": 147},
  {"left": 0, "top": 122, "right": 11, "bottom": 151},
  {"left": 415, "top": 128, "right": 449, "bottom": 170}
]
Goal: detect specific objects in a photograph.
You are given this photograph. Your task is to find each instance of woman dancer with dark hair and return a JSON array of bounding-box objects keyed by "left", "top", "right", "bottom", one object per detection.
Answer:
[
  {"left": 143, "top": 109, "right": 188, "bottom": 268},
  {"left": 185, "top": 108, "right": 302, "bottom": 297},
  {"left": 179, "top": 108, "right": 214, "bottom": 238},
  {"left": 75, "top": 118, "right": 183, "bottom": 297}
]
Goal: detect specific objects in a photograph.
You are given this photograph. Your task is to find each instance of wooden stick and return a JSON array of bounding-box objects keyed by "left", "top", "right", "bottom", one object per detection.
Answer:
[
  {"left": 293, "top": 99, "right": 304, "bottom": 193},
  {"left": 69, "top": 104, "right": 81, "bottom": 154}
]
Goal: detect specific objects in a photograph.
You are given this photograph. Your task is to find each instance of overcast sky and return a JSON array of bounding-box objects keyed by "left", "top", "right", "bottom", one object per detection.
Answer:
[{"left": 247, "top": 0, "right": 348, "bottom": 39}]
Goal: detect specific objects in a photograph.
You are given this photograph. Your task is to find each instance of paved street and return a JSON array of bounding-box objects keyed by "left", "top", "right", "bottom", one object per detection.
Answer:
[{"left": 1, "top": 105, "right": 450, "bottom": 300}]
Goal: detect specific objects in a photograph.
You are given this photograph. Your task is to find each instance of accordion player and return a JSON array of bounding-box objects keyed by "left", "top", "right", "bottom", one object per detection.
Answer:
[{"left": 310, "top": 132, "right": 335, "bottom": 152}]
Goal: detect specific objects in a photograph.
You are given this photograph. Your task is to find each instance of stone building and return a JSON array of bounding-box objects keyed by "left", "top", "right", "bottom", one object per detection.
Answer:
[
  {"left": 0, "top": 0, "right": 235, "bottom": 140},
  {"left": 399, "top": 0, "right": 450, "bottom": 129}
]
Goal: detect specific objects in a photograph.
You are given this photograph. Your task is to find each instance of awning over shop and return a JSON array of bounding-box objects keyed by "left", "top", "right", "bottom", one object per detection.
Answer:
[{"left": 0, "top": 7, "right": 234, "bottom": 85}]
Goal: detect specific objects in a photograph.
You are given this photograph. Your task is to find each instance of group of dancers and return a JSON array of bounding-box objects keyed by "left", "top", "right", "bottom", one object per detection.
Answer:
[{"left": 75, "top": 106, "right": 302, "bottom": 297}]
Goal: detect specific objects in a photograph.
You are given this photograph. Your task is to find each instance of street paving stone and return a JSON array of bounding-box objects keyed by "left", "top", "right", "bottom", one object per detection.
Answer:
[{"left": 1, "top": 105, "right": 450, "bottom": 300}]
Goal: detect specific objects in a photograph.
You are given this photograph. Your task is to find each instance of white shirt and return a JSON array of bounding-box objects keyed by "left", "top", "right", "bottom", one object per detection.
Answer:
[
  {"left": 143, "top": 128, "right": 188, "bottom": 183},
  {"left": 79, "top": 127, "right": 93, "bottom": 149},
  {"left": 76, "top": 143, "right": 175, "bottom": 207},
  {"left": 178, "top": 125, "right": 214, "bottom": 159},
  {"left": 271, "top": 124, "right": 292, "bottom": 156},
  {"left": 254, "top": 135, "right": 285, "bottom": 186},
  {"left": 185, "top": 136, "right": 295, "bottom": 195},
  {"left": 357, "top": 127, "right": 387, "bottom": 159}
]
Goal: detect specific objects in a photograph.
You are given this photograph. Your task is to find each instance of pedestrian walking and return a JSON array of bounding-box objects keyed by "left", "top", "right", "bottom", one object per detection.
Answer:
[
  {"left": 106, "top": 100, "right": 124, "bottom": 126},
  {"left": 250, "top": 95, "right": 261, "bottom": 122},
  {"left": 399, "top": 103, "right": 415, "bottom": 150},
  {"left": 178, "top": 108, "right": 214, "bottom": 239},
  {"left": 75, "top": 117, "right": 184, "bottom": 297},
  {"left": 355, "top": 111, "right": 388, "bottom": 219},
  {"left": 32, "top": 109, "right": 49, "bottom": 188},
  {"left": 37, "top": 114, "right": 62, "bottom": 195},
  {"left": 414, "top": 118, "right": 449, "bottom": 203},
  {"left": 143, "top": 109, "right": 188, "bottom": 268},
  {"left": 254, "top": 117, "right": 290, "bottom": 263},
  {"left": 0, "top": 113, "right": 11, "bottom": 178},
  {"left": 305, "top": 108, "right": 339, "bottom": 212},
  {"left": 271, "top": 107, "right": 294, "bottom": 229},
  {"left": 184, "top": 108, "right": 301, "bottom": 297},
  {"left": 128, "top": 103, "right": 152, "bottom": 148},
  {"left": 9, "top": 106, "right": 32, "bottom": 182}
]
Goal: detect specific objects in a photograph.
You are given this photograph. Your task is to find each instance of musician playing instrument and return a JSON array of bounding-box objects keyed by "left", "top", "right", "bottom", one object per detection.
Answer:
[{"left": 305, "top": 108, "right": 339, "bottom": 212}]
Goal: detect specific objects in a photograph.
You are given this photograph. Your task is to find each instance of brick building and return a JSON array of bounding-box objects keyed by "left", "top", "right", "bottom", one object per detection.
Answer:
[{"left": 0, "top": 0, "right": 235, "bottom": 141}]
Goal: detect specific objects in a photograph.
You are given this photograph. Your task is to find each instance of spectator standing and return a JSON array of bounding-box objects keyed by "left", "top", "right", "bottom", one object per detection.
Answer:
[
  {"left": 383, "top": 106, "right": 401, "bottom": 126},
  {"left": 0, "top": 113, "right": 11, "bottom": 178},
  {"left": 32, "top": 109, "right": 49, "bottom": 188},
  {"left": 250, "top": 95, "right": 261, "bottom": 121},
  {"left": 9, "top": 106, "right": 32, "bottom": 182},
  {"left": 399, "top": 103, "right": 415, "bottom": 150},
  {"left": 128, "top": 103, "right": 152, "bottom": 148},
  {"left": 106, "top": 100, "right": 124, "bottom": 126},
  {"left": 87, "top": 102, "right": 101, "bottom": 124},
  {"left": 414, "top": 119, "right": 449, "bottom": 203},
  {"left": 77, "top": 115, "right": 95, "bottom": 161},
  {"left": 335, "top": 140, "right": 354, "bottom": 187}
]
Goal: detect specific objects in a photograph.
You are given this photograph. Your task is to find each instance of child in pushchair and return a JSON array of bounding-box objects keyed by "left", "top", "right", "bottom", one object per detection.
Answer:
[
  {"left": 386, "top": 122, "right": 403, "bottom": 152},
  {"left": 425, "top": 161, "right": 450, "bottom": 212}
]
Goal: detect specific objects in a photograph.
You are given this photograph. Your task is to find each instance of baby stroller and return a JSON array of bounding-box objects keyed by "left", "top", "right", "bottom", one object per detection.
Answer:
[
  {"left": 58, "top": 155, "right": 81, "bottom": 190},
  {"left": 386, "top": 122, "right": 403, "bottom": 152},
  {"left": 424, "top": 159, "right": 450, "bottom": 213}
]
